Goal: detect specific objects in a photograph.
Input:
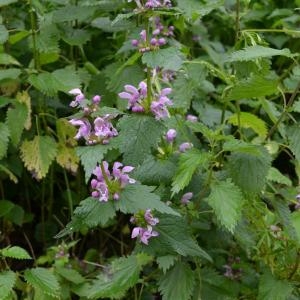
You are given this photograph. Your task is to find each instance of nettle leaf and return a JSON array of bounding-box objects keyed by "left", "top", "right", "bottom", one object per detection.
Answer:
[
  {"left": 258, "top": 271, "right": 293, "bottom": 300},
  {"left": 115, "top": 184, "right": 179, "bottom": 216},
  {"left": 6, "top": 102, "right": 28, "bottom": 147},
  {"left": 61, "top": 28, "right": 91, "bottom": 46},
  {"left": 0, "top": 53, "right": 21, "bottom": 66},
  {"left": 0, "top": 0, "right": 18, "bottom": 7},
  {"left": 154, "top": 215, "right": 212, "bottom": 260},
  {"left": 0, "top": 270, "right": 16, "bottom": 299},
  {"left": 55, "top": 268, "right": 85, "bottom": 285},
  {"left": 226, "top": 45, "right": 294, "bottom": 62},
  {"left": 56, "top": 145, "right": 79, "bottom": 174},
  {"left": 227, "top": 112, "right": 268, "bottom": 138},
  {"left": 0, "top": 123, "right": 9, "bottom": 160},
  {"left": 267, "top": 167, "right": 292, "bottom": 186},
  {"left": 20, "top": 136, "right": 58, "bottom": 180},
  {"left": 0, "top": 68, "right": 21, "bottom": 81},
  {"left": 227, "top": 145, "right": 272, "bottom": 194},
  {"left": 288, "top": 125, "right": 300, "bottom": 162},
  {"left": 0, "top": 24, "right": 8, "bottom": 43},
  {"left": 91, "top": 17, "right": 133, "bottom": 32},
  {"left": 156, "top": 255, "right": 177, "bottom": 274},
  {"left": 158, "top": 262, "right": 195, "bottom": 300},
  {"left": 116, "top": 115, "right": 165, "bottom": 165},
  {"left": 24, "top": 268, "right": 60, "bottom": 298},
  {"left": 226, "top": 75, "right": 278, "bottom": 100},
  {"left": 291, "top": 212, "right": 300, "bottom": 243},
  {"left": 1, "top": 246, "right": 31, "bottom": 259},
  {"left": 76, "top": 143, "right": 113, "bottom": 182},
  {"left": 142, "top": 47, "right": 184, "bottom": 71},
  {"left": 87, "top": 253, "right": 152, "bottom": 299},
  {"left": 206, "top": 179, "right": 244, "bottom": 233},
  {"left": 172, "top": 148, "right": 212, "bottom": 194},
  {"left": 52, "top": 5, "right": 95, "bottom": 22}
]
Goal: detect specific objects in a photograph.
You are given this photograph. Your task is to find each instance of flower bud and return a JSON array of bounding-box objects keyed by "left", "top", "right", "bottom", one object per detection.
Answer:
[{"left": 166, "top": 129, "right": 177, "bottom": 143}]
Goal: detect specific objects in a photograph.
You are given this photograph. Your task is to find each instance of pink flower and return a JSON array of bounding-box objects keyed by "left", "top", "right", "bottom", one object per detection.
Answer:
[
  {"left": 166, "top": 129, "right": 177, "bottom": 143},
  {"left": 181, "top": 192, "right": 193, "bottom": 204}
]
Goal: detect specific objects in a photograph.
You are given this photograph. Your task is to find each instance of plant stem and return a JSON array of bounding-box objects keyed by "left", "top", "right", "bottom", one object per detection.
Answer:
[
  {"left": 63, "top": 169, "right": 73, "bottom": 217},
  {"left": 28, "top": 0, "right": 39, "bottom": 70},
  {"left": 235, "top": 0, "right": 240, "bottom": 42}
]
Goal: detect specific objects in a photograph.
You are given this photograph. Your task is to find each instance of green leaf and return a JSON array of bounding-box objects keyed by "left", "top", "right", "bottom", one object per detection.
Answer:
[
  {"left": 24, "top": 268, "right": 60, "bottom": 297},
  {"left": 142, "top": 48, "right": 183, "bottom": 71},
  {"left": 28, "top": 73, "right": 61, "bottom": 96},
  {"left": 226, "top": 75, "right": 278, "bottom": 100},
  {"left": 115, "top": 184, "right": 179, "bottom": 216},
  {"left": 76, "top": 143, "right": 113, "bottom": 182},
  {"left": 226, "top": 45, "right": 294, "bottom": 62},
  {"left": 172, "top": 148, "right": 212, "bottom": 194},
  {"left": 0, "top": 53, "right": 21, "bottom": 66},
  {"left": 227, "top": 146, "right": 272, "bottom": 194},
  {"left": 55, "top": 268, "right": 85, "bottom": 284},
  {"left": 87, "top": 253, "right": 152, "bottom": 299},
  {"left": 61, "top": 28, "right": 91, "bottom": 46},
  {"left": 52, "top": 5, "right": 95, "bottom": 22},
  {"left": 0, "top": 69, "right": 21, "bottom": 81},
  {"left": 227, "top": 112, "right": 268, "bottom": 138},
  {"left": 0, "top": 200, "right": 14, "bottom": 217},
  {"left": 157, "top": 255, "right": 177, "bottom": 274},
  {"left": 267, "top": 167, "right": 292, "bottom": 186},
  {"left": 206, "top": 179, "right": 244, "bottom": 232},
  {"left": 0, "top": 25, "right": 8, "bottom": 43},
  {"left": 0, "top": 123, "right": 9, "bottom": 160},
  {"left": 158, "top": 262, "right": 195, "bottom": 300},
  {"left": 52, "top": 67, "right": 82, "bottom": 93},
  {"left": 1, "top": 246, "right": 31, "bottom": 259},
  {"left": 0, "top": 271, "right": 16, "bottom": 300},
  {"left": 291, "top": 212, "right": 300, "bottom": 243},
  {"left": 288, "top": 125, "right": 300, "bottom": 162},
  {"left": 6, "top": 102, "right": 28, "bottom": 147},
  {"left": 20, "top": 136, "right": 58, "bottom": 180},
  {"left": 116, "top": 115, "right": 165, "bottom": 165},
  {"left": 258, "top": 271, "right": 293, "bottom": 300},
  {"left": 91, "top": 17, "right": 133, "bottom": 32},
  {"left": 153, "top": 215, "right": 212, "bottom": 260},
  {"left": 292, "top": 100, "right": 300, "bottom": 113}
]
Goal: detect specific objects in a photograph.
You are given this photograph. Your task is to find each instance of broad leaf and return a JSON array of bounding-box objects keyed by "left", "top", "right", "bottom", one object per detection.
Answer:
[
  {"left": 0, "top": 271, "right": 16, "bottom": 299},
  {"left": 227, "top": 146, "right": 272, "bottom": 194},
  {"left": 20, "top": 135, "right": 58, "bottom": 180},
  {"left": 158, "top": 262, "right": 195, "bottom": 300},
  {"left": 0, "top": 53, "right": 20, "bottom": 65},
  {"left": 0, "top": 123, "right": 9, "bottom": 159},
  {"left": 116, "top": 115, "right": 165, "bottom": 165},
  {"left": 52, "top": 5, "right": 94, "bottom": 22},
  {"left": 0, "top": 200, "right": 14, "bottom": 217},
  {"left": 55, "top": 268, "right": 85, "bottom": 285},
  {"left": 157, "top": 255, "right": 177, "bottom": 274},
  {"left": 0, "top": 68, "right": 21, "bottom": 81},
  {"left": 288, "top": 125, "right": 300, "bottom": 162},
  {"left": 206, "top": 179, "right": 244, "bottom": 232},
  {"left": 1, "top": 246, "right": 31, "bottom": 259},
  {"left": 172, "top": 148, "right": 212, "bottom": 194},
  {"left": 267, "top": 167, "right": 292, "bottom": 186},
  {"left": 115, "top": 184, "right": 179, "bottom": 216},
  {"left": 24, "top": 268, "right": 60, "bottom": 297}
]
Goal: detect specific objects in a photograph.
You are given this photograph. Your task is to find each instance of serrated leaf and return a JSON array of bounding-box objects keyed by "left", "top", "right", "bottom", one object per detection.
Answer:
[
  {"left": 24, "top": 268, "right": 60, "bottom": 297},
  {"left": 0, "top": 53, "right": 20, "bottom": 66},
  {"left": 172, "top": 148, "right": 212, "bottom": 194},
  {"left": 0, "top": 69, "right": 21, "bottom": 81},
  {"left": 52, "top": 5, "right": 95, "bottom": 22},
  {"left": 291, "top": 212, "right": 300, "bottom": 243},
  {"left": 158, "top": 262, "right": 195, "bottom": 300},
  {"left": 116, "top": 115, "right": 165, "bottom": 165},
  {"left": 0, "top": 164, "right": 18, "bottom": 183},
  {"left": 258, "top": 271, "right": 293, "bottom": 300},
  {"left": 157, "top": 255, "right": 177, "bottom": 274},
  {"left": 0, "top": 123, "right": 9, "bottom": 160},
  {"left": 223, "top": 138, "right": 263, "bottom": 155},
  {"left": 227, "top": 112, "right": 268, "bottom": 138},
  {"left": 28, "top": 73, "right": 61, "bottom": 96},
  {"left": 226, "top": 45, "right": 294, "bottom": 62},
  {"left": 61, "top": 28, "right": 91, "bottom": 46},
  {"left": 142, "top": 47, "right": 183, "bottom": 71},
  {"left": 76, "top": 143, "right": 113, "bottom": 182},
  {"left": 6, "top": 102, "right": 28, "bottom": 147},
  {"left": 292, "top": 100, "right": 300, "bottom": 112},
  {"left": 115, "top": 184, "right": 179, "bottom": 216},
  {"left": 55, "top": 268, "right": 85, "bottom": 284},
  {"left": 91, "top": 17, "right": 133, "bottom": 32},
  {"left": 56, "top": 145, "right": 79, "bottom": 174},
  {"left": 16, "top": 91, "right": 32, "bottom": 130},
  {"left": 288, "top": 125, "right": 300, "bottom": 162},
  {"left": 20, "top": 136, "right": 58, "bottom": 180},
  {"left": 1, "top": 246, "right": 31, "bottom": 259},
  {"left": 226, "top": 75, "right": 278, "bottom": 100},
  {"left": 0, "top": 271, "right": 16, "bottom": 300},
  {"left": 227, "top": 146, "right": 272, "bottom": 194},
  {"left": 153, "top": 215, "right": 212, "bottom": 260},
  {"left": 267, "top": 167, "right": 292, "bottom": 186},
  {"left": 206, "top": 179, "right": 244, "bottom": 232},
  {"left": 87, "top": 253, "right": 152, "bottom": 299},
  {"left": 0, "top": 25, "right": 8, "bottom": 43}
]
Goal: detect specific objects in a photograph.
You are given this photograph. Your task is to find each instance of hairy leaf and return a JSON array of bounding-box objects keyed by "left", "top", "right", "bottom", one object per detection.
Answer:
[
  {"left": 115, "top": 184, "right": 179, "bottom": 216},
  {"left": 156, "top": 255, "right": 177, "bottom": 274},
  {"left": 267, "top": 167, "right": 292, "bottom": 186},
  {"left": 1, "top": 246, "right": 31, "bottom": 259},
  {"left": 52, "top": 5, "right": 94, "bottom": 22},
  {"left": 24, "top": 268, "right": 60, "bottom": 297},
  {"left": 227, "top": 112, "right": 268, "bottom": 138},
  {"left": 288, "top": 125, "right": 300, "bottom": 162},
  {"left": 55, "top": 268, "right": 85, "bottom": 285},
  {"left": 158, "top": 262, "right": 195, "bottom": 300},
  {"left": 116, "top": 115, "right": 165, "bottom": 165},
  {"left": 20, "top": 136, "right": 58, "bottom": 180},
  {"left": 206, "top": 179, "right": 244, "bottom": 232},
  {"left": 0, "top": 123, "right": 9, "bottom": 160},
  {"left": 0, "top": 271, "right": 16, "bottom": 299},
  {"left": 172, "top": 148, "right": 212, "bottom": 194}
]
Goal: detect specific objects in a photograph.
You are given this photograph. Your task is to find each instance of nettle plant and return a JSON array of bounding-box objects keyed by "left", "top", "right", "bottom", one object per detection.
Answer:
[{"left": 1, "top": 0, "right": 300, "bottom": 299}]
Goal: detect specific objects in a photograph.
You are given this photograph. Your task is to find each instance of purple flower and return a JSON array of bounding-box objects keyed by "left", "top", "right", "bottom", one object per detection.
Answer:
[
  {"left": 131, "top": 39, "right": 139, "bottom": 47},
  {"left": 181, "top": 192, "right": 193, "bottom": 204},
  {"left": 186, "top": 114, "right": 198, "bottom": 122},
  {"left": 140, "top": 30, "right": 147, "bottom": 41},
  {"left": 92, "top": 181, "right": 109, "bottom": 202},
  {"left": 131, "top": 226, "right": 159, "bottom": 245},
  {"left": 144, "top": 209, "right": 159, "bottom": 226},
  {"left": 92, "top": 95, "right": 101, "bottom": 104},
  {"left": 69, "top": 88, "right": 85, "bottom": 108},
  {"left": 150, "top": 88, "right": 173, "bottom": 120},
  {"left": 94, "top": 115, "right": 118, "bottom": 139},
  {"left": 112, "top": 162, "right": 136, "bottom": 187},
  {"left": 69, "top": 119, "right": 91, "bottom": 140},
  {"left": 145, "top": 0, "right": 162, "bottom": 8},
  {"left": 166, "top": 129, "right": 177, "bottom": 143},
  {"left": 179, "top": 142, "right": 193, "bottom": 152},
  {"left": 118, "top": 82, "right": 147, "bottom": 110}
]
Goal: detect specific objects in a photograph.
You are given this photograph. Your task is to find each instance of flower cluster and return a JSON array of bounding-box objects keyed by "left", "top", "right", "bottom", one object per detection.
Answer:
[
  {"left": 131, "top": 209, "right": 159, "bottom": 244},
  {"left": 131, "top": 17, "right": 174, "bottom": 52},
  {"left": 164, "top": 128, "right": 194, "bottom": 153},
  {"left": 223, "top": 257, "right": 242, "bottom": 280},
  {"left": 129, "top": 0, "right": 172, "bottom": 9},
  {"left": 91, "top": 161, "right": 135, "bottom": 202},
  {"left": 68, "top": 89, "right": 118, "bottom": 145},
  {"left": 118, "top": 81, "right": 173, "bottom": 120}
]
